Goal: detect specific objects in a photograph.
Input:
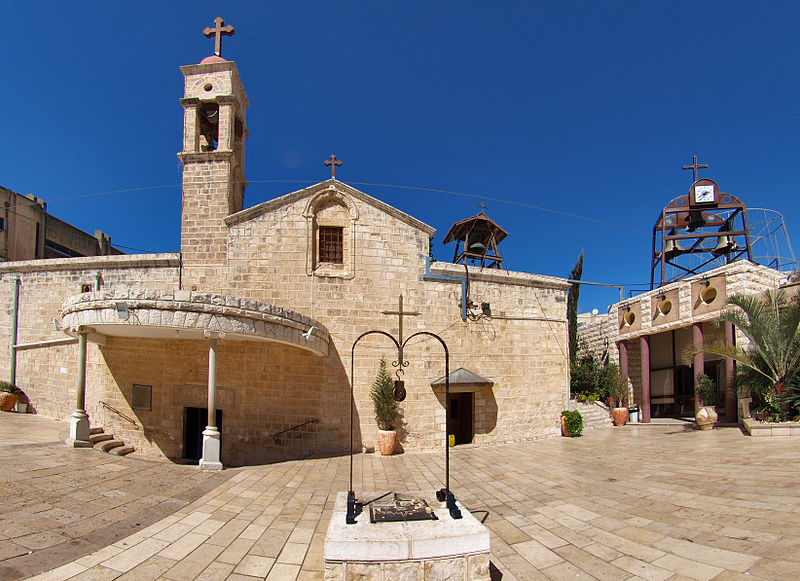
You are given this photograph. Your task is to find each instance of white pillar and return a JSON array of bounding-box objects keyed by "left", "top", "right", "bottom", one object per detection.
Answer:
[
  {"left": 66, "top": 331, "right": 91, "bottom": 447},
  {"left": 199, "top": 337, "right": 223, "bottom": 470}
]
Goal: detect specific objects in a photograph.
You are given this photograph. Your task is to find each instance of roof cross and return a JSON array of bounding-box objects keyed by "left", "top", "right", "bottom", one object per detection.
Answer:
[
  {"left": 381, "top": 295, "right": 420, "bottom": 347},
  {"left": 203, "top": 17, "right": 235, "bottom": 57},
  {"left": 682, "top": 155, "right": 709, "bottom": 182},
  {"left": 324, "top": 154, "right": 342, "bottom": 179},
  {"left": 476, "top": 201, "right": 489, "bottom": 213}
]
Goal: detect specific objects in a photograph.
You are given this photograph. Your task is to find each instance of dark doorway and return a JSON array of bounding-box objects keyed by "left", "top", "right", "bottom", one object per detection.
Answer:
[
  {"left": 183, "top": 407, "right": 222, "bottom": 463},
  {"left": 448, "top": 393, "right": 473, "bottom": 445}
]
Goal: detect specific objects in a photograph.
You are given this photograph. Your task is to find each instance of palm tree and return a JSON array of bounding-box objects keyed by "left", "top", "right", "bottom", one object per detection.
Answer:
[{"left": 692, "top": 290, "right": 800, "bottom": 419}]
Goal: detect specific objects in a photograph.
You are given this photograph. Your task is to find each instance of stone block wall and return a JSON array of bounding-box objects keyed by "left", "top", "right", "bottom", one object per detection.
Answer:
[
  {"left": 180, "top": 157, "right": 237, "bottom": 292},
  {"left": 222, "top": 182, "right": 570, "bottom": 452},
  {"left": 94, "top": 336, "right": 348, "bottom": 465},
  {"left": 0, "top": 255, "right": 180, "bottom": 423}
]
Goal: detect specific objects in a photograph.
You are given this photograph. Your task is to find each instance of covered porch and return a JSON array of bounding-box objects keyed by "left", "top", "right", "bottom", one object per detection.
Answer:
[{"left": 59, "top": 289, "right": 330, "bottom": 469}]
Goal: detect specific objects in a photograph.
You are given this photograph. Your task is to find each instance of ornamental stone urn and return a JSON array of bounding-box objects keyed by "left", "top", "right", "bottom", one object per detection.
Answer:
[
  {"left": 612, "top": 407, "right": 629, "bottom": 426},
  {"left": 376, "top": 429, "right": 397, "bottom": 455},
  {"left": 695, "top": 406, "right": 718, "bottom": 430}
]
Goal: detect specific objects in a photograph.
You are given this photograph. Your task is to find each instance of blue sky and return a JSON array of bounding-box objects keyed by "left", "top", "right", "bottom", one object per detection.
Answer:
[{"left": 4, "top": 2, "right": 799, "bottom": 312}]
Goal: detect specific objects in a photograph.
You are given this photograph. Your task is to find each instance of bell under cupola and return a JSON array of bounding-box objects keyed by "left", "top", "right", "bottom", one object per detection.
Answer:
[{"left": 443, "top": 208, "right": 508, "bottom": 269}]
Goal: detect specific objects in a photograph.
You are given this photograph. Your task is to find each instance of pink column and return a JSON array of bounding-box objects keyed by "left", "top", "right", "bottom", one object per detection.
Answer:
[
  {"left": 640, "top": 336, "right": 651, "bottom": 422},
  {"left": 619, "top": 340, "right": 629, "bottom": 407},
  {"left": 724, "top": 321, "right": 736, "bottom": 421},
  {"left": 693, "top": 322, "right": 704, "bottom": 414}
]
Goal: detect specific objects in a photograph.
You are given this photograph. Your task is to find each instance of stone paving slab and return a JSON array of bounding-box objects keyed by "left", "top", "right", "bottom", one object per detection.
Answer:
[
  {"left": 3, "top": 413, "right": 800, "bottom": 580},
  {"left": 0, "top": 414, "right": 232, "bottom": 580}
]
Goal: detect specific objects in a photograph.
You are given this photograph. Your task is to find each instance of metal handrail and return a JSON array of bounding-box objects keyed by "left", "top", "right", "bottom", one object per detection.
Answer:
[
  {"left": 272, "top": 418, "right": 318, "bottom": 441},
  {"left": 98, "top": 400, "right": 140, "bottom": 430}
]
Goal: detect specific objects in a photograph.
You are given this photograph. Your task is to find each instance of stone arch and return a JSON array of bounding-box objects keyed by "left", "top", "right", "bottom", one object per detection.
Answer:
[{"left": 304, "top": 185, "right": 358, "bottom": 278}]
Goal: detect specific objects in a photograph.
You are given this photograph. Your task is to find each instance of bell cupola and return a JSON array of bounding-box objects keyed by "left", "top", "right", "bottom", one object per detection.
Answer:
[{"left": 443, "top": 208, "right": 508, "bottom": 269}]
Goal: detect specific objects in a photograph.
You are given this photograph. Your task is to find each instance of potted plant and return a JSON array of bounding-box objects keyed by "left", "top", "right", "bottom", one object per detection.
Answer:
[
  {"left": 561, "top": 410, "right": 583, "bottom": 437},
  {"left": 370, "top": 358, "right": 399, "bottom": 455},
  {"left": 0, "top": 381, "right": 20, "bottom": 412},
  {"left": 605, "top": 363, "right": 629, "bottom": 426},
  {"left": 694, "top": 373, "right": 719, "bottom": 430}
]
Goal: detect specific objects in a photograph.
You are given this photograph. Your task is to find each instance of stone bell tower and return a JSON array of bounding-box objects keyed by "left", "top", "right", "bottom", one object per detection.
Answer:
[{"left": 178, "top": 17, "right": 248, "bottom": 291}]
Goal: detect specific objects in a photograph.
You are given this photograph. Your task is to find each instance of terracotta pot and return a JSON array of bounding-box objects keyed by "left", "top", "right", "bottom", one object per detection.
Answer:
[
  {"left": 561, "top": 416, "right": 570, "bottom": 437},
  {"left": 376, "top": 429, "right": 397, "bottom": 456},
  {"left": 0, "top": 392, "right": 18, "bottom": 412},
  {"left": 612, "top": 407, "right": 628, "bottom": 426},
  {"left": 695, "top": 406, "right": 718, "bottom": 430}
]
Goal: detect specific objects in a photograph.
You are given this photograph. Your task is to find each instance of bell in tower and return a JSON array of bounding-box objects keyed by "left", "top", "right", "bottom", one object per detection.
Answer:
[{"left": 443, "top": 209, "right": 508, "bottom": 269}]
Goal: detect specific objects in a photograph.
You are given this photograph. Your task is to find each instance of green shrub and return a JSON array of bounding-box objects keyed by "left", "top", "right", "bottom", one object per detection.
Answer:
[
  {"left": 570, "top": 355, "right": 608, "bottom": 401},
  {"left": 0, "top": 381, "right": 19, "bottom": 394},
  {"left": 561, "top": 410, "right": 583, "bottom": 437}
]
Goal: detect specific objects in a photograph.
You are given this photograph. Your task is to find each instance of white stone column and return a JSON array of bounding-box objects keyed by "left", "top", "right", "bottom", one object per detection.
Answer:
[
  {"left": 66, "top": 331, "right": 91, "bottom": 447},
  {"left": 199, "top": 335, "right": 223, "bottom": 470}
]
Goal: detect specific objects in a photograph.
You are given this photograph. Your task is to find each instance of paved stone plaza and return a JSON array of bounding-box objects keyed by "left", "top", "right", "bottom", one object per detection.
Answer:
[{"left": 2, "top": 413, "right": 800, "bottom": 581}]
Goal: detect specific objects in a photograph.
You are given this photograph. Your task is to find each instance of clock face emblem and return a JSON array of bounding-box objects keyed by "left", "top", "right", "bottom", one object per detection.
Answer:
[{"left": 694, "top": 185, "right": 715, "bottom": 204}]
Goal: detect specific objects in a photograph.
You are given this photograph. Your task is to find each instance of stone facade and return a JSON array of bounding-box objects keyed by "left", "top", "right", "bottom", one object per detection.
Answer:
[{"left": 0, "top": 52, "right": 571, "bottom": 467}]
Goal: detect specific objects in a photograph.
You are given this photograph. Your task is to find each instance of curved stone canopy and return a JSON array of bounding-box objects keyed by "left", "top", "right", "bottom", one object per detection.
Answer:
[{"left": 60, "top": 289, "right": 329, "bottom": 356}]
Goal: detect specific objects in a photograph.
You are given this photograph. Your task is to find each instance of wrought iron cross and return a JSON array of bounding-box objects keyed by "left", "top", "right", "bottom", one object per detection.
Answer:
[
  {"left": 682, "top": 155, "right": 709, "bottom": 182},
  {"left": 325, "top": 154, "right": 342, "bottom": 179},
  {"left": 382, "top": 295, "right": 420, "bottom": 369},
  {"left": 477, "top": 201, "right": 489, "bottom": 213},
  {"left": 204, "top": 17, "right": 235, "bottom": 57}
]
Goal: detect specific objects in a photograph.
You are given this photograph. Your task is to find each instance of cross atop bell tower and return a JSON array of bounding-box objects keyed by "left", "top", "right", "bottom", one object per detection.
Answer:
[
  {"left": 204, "top": 17, "right": 234, "bottom": 57},
  {"left": 177, "top": 18, "right": 250, "bottom": 292}
]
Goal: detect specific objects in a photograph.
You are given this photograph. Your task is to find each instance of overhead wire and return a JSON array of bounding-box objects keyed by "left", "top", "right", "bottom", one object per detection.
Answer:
[{"left": 40, "top": 178, "right": 649, "bottom": 235}]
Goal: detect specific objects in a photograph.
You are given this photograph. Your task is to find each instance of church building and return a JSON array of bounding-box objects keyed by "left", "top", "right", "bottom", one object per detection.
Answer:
[{"left": 0, "top": 21, "right": 570, "bottom": 468}]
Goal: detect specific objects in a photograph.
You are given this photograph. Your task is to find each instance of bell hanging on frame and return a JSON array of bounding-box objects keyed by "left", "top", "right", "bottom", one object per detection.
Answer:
[{"left": 392, "top": 379, "right": 406, "bottom": 402}]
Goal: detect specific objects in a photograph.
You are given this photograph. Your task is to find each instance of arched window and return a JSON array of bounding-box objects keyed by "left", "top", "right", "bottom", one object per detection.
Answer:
[{"left": 304, "top": 186, "right": 358, "bottom": 278}]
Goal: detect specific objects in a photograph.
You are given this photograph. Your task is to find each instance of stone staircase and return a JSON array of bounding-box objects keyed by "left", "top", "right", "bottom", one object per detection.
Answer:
[
  {"left": 89, "top": 427, "right": 135, "bottom": 456},
  {"left": 570, "top": 400, "right": 612, "bottom": 430}
]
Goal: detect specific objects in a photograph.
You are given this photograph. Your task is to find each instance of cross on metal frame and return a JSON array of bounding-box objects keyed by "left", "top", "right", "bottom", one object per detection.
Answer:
[
  {"left": 347, "top": 295, "right": 462, "bottom": 524},
  {"left": 324, "top": 154, "right": 342, "bottom": 179},
  {"left": 204, "top": 17, "right": 235, "bottom": 57},
  {"left": 381, "top": 295, "right": 420, "bottom": 359},
  {"left": 682, "top": 155, "right": 709, "bottom": 182},
  {"left": 476, "top": 201, "right": 489, "bottom": 213}
]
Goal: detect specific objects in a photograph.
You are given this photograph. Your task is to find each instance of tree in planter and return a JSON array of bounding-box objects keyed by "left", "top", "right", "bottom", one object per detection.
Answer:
[
  {"left": 370, "top": 358, "right": 400, "bottom": 455},
  {"left": 694, "top": 373, "right": 719, "bottom": 430},
  {"left": 604, "top": 363, "right": 629, "bottom": 425},
  {"left": 689, "top": 291, "right": 800, "bottom": 422}
]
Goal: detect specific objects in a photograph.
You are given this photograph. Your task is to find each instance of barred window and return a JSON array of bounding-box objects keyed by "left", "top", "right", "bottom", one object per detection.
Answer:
[{"left": 319, "top": 226, "right": 343, "bottom": 264}]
